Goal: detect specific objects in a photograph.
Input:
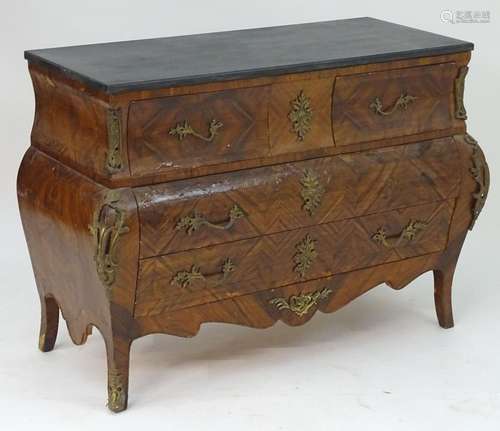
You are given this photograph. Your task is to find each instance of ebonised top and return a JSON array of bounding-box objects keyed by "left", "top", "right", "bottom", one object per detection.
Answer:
[{"left": 25, "top": 17, "right": 473, "bottom": 94}]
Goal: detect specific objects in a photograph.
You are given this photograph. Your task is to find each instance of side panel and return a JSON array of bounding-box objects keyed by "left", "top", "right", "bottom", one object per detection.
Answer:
[
  {"left": 17, "top": 148, "right": 139, "bottom": 343},
  {"left": 29, "top": 65, "right": 131, "bottom": 182}
]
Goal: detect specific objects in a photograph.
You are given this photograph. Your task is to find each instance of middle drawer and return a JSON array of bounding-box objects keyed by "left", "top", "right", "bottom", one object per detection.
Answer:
[{"left": 134, "top": 137, "right": 461, "bottom": 258}]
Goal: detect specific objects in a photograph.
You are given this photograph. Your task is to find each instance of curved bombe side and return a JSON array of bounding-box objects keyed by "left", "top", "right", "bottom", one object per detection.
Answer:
[{"left": 17, "top": 147, "right": 140, "bottom": 413}]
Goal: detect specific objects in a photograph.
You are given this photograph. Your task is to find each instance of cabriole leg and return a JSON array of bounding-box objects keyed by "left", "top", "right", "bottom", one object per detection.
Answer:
[
  {"left": 39, "top": 295, "right": 59, "bottom": 352},
  {"left": 105, "top": 335, "right": 132, "bottom": 413},
  {"left": 433, "top": 264, "right": 457, "bottom": 329}
]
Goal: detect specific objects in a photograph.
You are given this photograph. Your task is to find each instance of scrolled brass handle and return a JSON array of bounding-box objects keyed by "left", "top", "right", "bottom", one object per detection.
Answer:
[
  {"left": 169, "top": 119, "right": 223, "bottom": 142},
  {"left": 370, "top": 92, "right": 417, "bottom": 116},
  {"left": 269, "top": 287, "right": 332, "bottom": 317},
  {"left": 171, "top": 258, "right": 236, "bottom": 288},
  {"left": 175, "top": 204, "right": 246, "bottom": 235},
  {"left": 371, "top": 219, "right": 427, "bottom": 248}
]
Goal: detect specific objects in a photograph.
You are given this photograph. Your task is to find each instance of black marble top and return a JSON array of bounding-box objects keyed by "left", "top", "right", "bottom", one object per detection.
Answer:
[{"left": 25, "top": 17, "right": 473, "bottom": 94}]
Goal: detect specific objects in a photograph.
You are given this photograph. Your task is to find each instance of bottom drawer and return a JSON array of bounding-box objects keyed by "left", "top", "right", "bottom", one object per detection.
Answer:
[
  {"left": 134, "top": 249, "right": 446, "bottom": 336},
  {"left": 135, "top": 199, "right": 454, "bottom": 317}
]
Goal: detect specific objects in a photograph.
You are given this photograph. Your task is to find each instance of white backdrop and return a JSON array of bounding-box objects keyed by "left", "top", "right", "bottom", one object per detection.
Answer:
[{"left": 1, "top": 1, "right": 499, "bottom": 430}]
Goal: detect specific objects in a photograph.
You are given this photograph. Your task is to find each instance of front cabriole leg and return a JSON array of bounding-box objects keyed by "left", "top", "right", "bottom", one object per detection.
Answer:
[
  {"left": 18, "top": 148, "right": 140, "bottom": 411},
  {"left": 89, "top": 189, "right": 140, "bottom": 413},
  {"left": 105, "top": 334, "right": 132, "bottom": 413}
]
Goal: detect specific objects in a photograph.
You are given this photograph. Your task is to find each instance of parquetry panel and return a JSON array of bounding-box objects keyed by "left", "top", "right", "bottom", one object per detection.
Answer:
[
  {"left": 128, "top": 86, "right": 270, "bottom": 176},
  {"left": 135, "top": 199, "right": 454, "bottom": 316},
  {"left": 332, "top": 63, "right": 458, "bottom": 145},
  {"left": 135, "top": 138, "right": 461, "bottom": 257}
]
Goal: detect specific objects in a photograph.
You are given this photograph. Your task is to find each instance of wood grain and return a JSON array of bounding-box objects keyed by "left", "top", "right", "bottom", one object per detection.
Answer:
[
  {"left": 19, "top": 136, "right": 476, "bottom": 343},
  {"left": 17, "top": 148, "right": 140, "bottom": 412},
  {"left": 269, "top": 78, "right": 334, "bottom": 152},
  {"left": 19, "top": 31, "right": 483, "bottom": 412},
  {"left": 332, "top": 62, "right": 459, "bottom": 146},
  {"left": 128, "top": 87, "right": 270, "bottom": 177},
  {"left": 135, "top": 199, "right": 454, "bottom": 316},
  {"left": 29, "top": 65, "right": 131, "bottom": 182},
  {"left": 27, "top": 53, "right": 469, "bottom": 188},
  {"left": 134, "top": 247, "right": 462, "bottom": 337},
  {"left": 135, "top": 137, "right": 461, "bottom": 258},
  {"left": 134, "top": 133, "right": 481, "bottom": 338}
]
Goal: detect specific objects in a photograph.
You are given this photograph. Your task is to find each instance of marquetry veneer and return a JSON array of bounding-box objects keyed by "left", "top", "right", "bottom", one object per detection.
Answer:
[{"left": 19, "top": 18, "right": 488, "bottom": 412}]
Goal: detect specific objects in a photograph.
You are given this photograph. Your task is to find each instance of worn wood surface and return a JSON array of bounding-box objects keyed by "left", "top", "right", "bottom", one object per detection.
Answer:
[
  {"left": 17, "top": 148, "right": 140, "bottom": 412},
  {"left": 269, "top": 78, "right": 334, "bottom": 151},
  {"left": 135, "top": 137, "right": 461, "bottom": 258},
  {"left": 19, "top": 25, "right": 483, "bottom": 412},
  {"left": 18, "top": 132, "right": 483, "bottom": 412},
  {"left": 332, "top": 62, "right": 460, "bottom": 145},
  {"left": 27, "top": 52, "right": 469, "bottom": 187},
  {"left": 135, "top": 199, "right": 454, "bottom": 316},
  {"left": 134, "top": 133, "right": 480, "bottom": 337},
  {"left": 128, "top": 87, "right": 269, "bottom": 177},
  {"left": 135, "top": 247, "right": 464, "bottom": 337}
]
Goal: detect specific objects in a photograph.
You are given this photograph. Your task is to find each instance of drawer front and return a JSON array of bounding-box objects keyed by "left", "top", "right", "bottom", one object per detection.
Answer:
[
  {"left": 135, "top": 137, "right": 461, "bottom": 258},
  {"left": 128, "top": 87, "right": 270, "bottom": 176},
  {"left": 135, "top": 250, "right": 445, "bottom": 331},
  {"left": 135, "top": 199, "right": 454, "bottom": 315},
  {"left": 332, "top": 63, "right": 458, "bottom": 146}
]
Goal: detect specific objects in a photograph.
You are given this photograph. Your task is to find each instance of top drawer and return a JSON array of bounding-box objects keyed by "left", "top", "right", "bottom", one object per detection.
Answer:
[
  {"left": 128, "top": 62, "right": 463, "bottom": 176},
  {"left": 332, "top": 63, "right": 458, "bottom": 146},
  {"left": 127, "top": 78, "right": 335, "bottom": 178},
  {"left": 128, "top": 62, "right": 461, "bottom": 178},
  {"left": 29, "top": 53, "right": 469, "bottom": 185},
  {"left": 128, "top": 87, "right": 270, "bottom": 177}
]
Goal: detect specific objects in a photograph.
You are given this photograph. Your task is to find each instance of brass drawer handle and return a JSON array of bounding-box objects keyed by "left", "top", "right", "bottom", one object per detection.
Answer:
[
  {"left": 370, "top": 92, "right": 417, "bottom": 116},
  {"left": 372, "top": 219, "right": 427, "bottom": 248},
  {"left": 171, "top": 258, "right": 235, "bottom": 288},
  {"left": 270, "top": 288, "right": 332, "bottom": 317},
  {"left": 169, "top": 119, "right": 223, "bottom": 142},
  {"left": 176, "top": 204, "right": 246, "bottom": 235}
]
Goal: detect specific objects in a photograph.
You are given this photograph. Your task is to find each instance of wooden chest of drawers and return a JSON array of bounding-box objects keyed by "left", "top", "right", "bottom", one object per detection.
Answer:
[{"left": 18, "top": 18, "right": 489, "bottom": 412}]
